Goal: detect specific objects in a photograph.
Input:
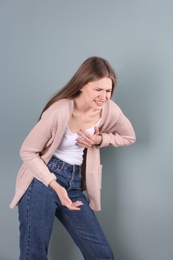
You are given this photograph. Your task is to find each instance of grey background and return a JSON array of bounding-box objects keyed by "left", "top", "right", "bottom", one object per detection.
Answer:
[{"left": 1, "top": 1, "right": 173, "bottom": 259}]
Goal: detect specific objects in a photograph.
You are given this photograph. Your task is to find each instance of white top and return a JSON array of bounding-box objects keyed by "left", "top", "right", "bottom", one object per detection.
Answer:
[{"left": 54, "top": 119, "right": 101, "bottom": 165}]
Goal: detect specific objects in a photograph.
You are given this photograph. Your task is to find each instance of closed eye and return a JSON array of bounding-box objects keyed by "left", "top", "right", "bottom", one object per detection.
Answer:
[{"left": 95, "top": 88, "right": 112, "bottom": 92}]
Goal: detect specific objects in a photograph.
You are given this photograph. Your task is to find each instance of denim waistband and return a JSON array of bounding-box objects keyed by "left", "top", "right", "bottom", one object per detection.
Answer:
[{"left": 50, "top": 155, "right": 82, "bottom": 173}]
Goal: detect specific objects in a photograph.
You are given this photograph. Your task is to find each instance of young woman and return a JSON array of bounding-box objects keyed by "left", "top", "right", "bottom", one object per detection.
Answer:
[{"left": 10, "top": 57, "right": 136, "bottom": 259}]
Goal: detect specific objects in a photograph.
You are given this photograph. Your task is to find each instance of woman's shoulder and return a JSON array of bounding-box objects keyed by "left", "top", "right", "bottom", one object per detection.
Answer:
[
  {"left": 42, "top": 99, "right": 73, "bottom": 119},
  {"left": 105, "top": 99, "right": 122, "bottom": 111},
  {"left": 44, "top": 99, "right": 72, "bottom": 113},
  {"left": 100, "top": 100, "right": 124, "bottom": 128},
  {"left": 102, "top": 99, "right": 123, "bottom": 121}
]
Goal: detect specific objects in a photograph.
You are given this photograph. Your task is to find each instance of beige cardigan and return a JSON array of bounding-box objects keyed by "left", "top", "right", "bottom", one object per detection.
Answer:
[{"left": 10, "top": 99, "right": 136, "bottom": 211}]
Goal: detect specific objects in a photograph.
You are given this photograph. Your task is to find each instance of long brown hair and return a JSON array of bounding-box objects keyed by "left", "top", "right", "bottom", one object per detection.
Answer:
[{"left": 39, "top": 56, "right": 116, "bottom": 119}]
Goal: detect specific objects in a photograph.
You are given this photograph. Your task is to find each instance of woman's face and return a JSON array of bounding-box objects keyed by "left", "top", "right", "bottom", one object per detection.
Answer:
[{"left": 80, "top": 77, "right": 112, "bottom": 110}]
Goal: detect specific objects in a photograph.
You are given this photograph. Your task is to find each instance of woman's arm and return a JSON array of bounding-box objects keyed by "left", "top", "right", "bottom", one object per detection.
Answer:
[
  {"left": 99, "top": 113, "right": 136, "bottom": 148},
  {"left": 76, "top": 106, "right": 136, "bottom": 148},
  {"left": 49, "top": 180, "right": 83, "bottom": 210},
  {"left": 19, "top": 108, "right": 58, "bottom": 186}
]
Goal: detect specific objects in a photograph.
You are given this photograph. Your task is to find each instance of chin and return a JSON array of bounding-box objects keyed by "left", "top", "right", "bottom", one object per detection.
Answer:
[{"left": 93, "top": 105, "right": 103, "bottom": 110}]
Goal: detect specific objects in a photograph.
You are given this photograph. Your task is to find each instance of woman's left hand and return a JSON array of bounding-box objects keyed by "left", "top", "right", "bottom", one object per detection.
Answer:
[{"left": 76, "top": 127, "right": 102, "bottom": 148}]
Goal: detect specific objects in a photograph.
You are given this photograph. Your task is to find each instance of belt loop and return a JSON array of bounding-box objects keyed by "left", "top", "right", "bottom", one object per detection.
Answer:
[{"left": 61, "top": 161, "right": 65, "bottom": 170}]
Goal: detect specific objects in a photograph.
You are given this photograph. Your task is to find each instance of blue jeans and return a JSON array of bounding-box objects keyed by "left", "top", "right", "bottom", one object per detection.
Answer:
[{"left": 18, "top": 156, "right": 114, "bottom": 260}]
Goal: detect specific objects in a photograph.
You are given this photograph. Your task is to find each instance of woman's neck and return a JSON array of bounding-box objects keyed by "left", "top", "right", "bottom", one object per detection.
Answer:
[{"left": 73, "top": 97, "right": 101, "bottom": 115}]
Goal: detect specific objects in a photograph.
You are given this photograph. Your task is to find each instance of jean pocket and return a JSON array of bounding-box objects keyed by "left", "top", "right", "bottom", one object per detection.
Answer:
[{"left": 47, "top": 157, "right": 61, "bottom": 173}]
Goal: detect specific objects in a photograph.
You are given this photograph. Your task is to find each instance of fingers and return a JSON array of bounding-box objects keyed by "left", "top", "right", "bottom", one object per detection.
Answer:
[
  {"left": 76, "top": 129, "right": 94, "bottom": 147},
  {"left": 76, "top": 128, "right": 101, "bottom": 148},
  {"left": 55, "top": 183, "right": 83, "bottom": 211},
  {"left": 73, "top": 200, "right": 84, "bottom": 207},
  {"left": 94, "top": 126, "right": 100, "bottom": 135},
  {"left": 61, "top": 193, "right": 83, "bottom": 210},
  {"left": 71, "top": 200, "right": 84, "bottom": 209},
  {"left": 64, "top": 200, "right": 84, "bottom": 211},
  {"left": 57, "top": 186, "right": 83, "bottom": 211}
]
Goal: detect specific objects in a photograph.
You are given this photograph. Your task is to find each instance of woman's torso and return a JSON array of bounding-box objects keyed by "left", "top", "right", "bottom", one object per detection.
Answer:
[{"left": 54, "top": 110, "right": 101, "bottom": 165}]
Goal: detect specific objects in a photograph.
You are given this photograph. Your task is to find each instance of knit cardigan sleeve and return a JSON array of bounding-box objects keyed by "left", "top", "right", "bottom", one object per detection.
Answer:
[
  {"left": 99, "top": 100, "right": 136, "bottom": 148},
  {"left": 19, "top": 106, "right": 60, "bottom": 186}
]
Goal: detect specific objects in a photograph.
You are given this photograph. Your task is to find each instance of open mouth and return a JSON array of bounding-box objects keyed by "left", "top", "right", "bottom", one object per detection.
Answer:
[{"left": 95, "top": 100, "right": 105, "bottom": 106}]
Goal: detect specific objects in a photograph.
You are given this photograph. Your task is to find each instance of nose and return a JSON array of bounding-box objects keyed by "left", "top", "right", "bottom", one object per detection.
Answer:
[{"left": 99, "top": 90, "right": 106, "bottom": 100}]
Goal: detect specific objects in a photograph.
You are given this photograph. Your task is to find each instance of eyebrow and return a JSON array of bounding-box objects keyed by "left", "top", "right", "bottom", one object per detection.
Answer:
[{"left": 95, "top": 87, "right": 112, "bottom": 91}]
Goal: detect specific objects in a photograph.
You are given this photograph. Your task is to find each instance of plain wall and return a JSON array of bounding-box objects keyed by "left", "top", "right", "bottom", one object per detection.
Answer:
[{"left": 1, "top": 1, "right": 173, "bottom": 259}]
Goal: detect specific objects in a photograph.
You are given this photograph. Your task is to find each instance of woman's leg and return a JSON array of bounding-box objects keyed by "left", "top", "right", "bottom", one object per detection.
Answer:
[
  {"left": 18, "top": 178, "right": 59, "bottom": 260},
  {"left": 56, "top": 191, "right": 114, "bottom": 260}
]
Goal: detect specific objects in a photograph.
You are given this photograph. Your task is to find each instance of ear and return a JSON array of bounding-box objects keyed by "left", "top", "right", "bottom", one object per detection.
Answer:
[{"left": 80, "top": 84, "right": 86, "bottom": 91}]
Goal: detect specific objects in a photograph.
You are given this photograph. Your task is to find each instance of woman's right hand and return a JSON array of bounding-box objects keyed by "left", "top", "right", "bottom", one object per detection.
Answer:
[{"left": 49, "top": 180, "right": 83, "bottom": 210}]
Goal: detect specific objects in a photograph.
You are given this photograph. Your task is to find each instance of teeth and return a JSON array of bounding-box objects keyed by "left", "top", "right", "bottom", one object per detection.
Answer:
[{"left": 95, "top": 101, "right": 103, "bottom": 105}]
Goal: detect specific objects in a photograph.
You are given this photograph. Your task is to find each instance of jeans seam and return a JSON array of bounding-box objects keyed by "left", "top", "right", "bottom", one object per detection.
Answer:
[
  {"left": 67, "top": 167, "right": 75, "bottom": 191},
  {"left": 25, "top": 182, "right": 33, "bottom": 259},
  {"left": 63, "top": 213, "right": 97, "bottom": 259}
]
